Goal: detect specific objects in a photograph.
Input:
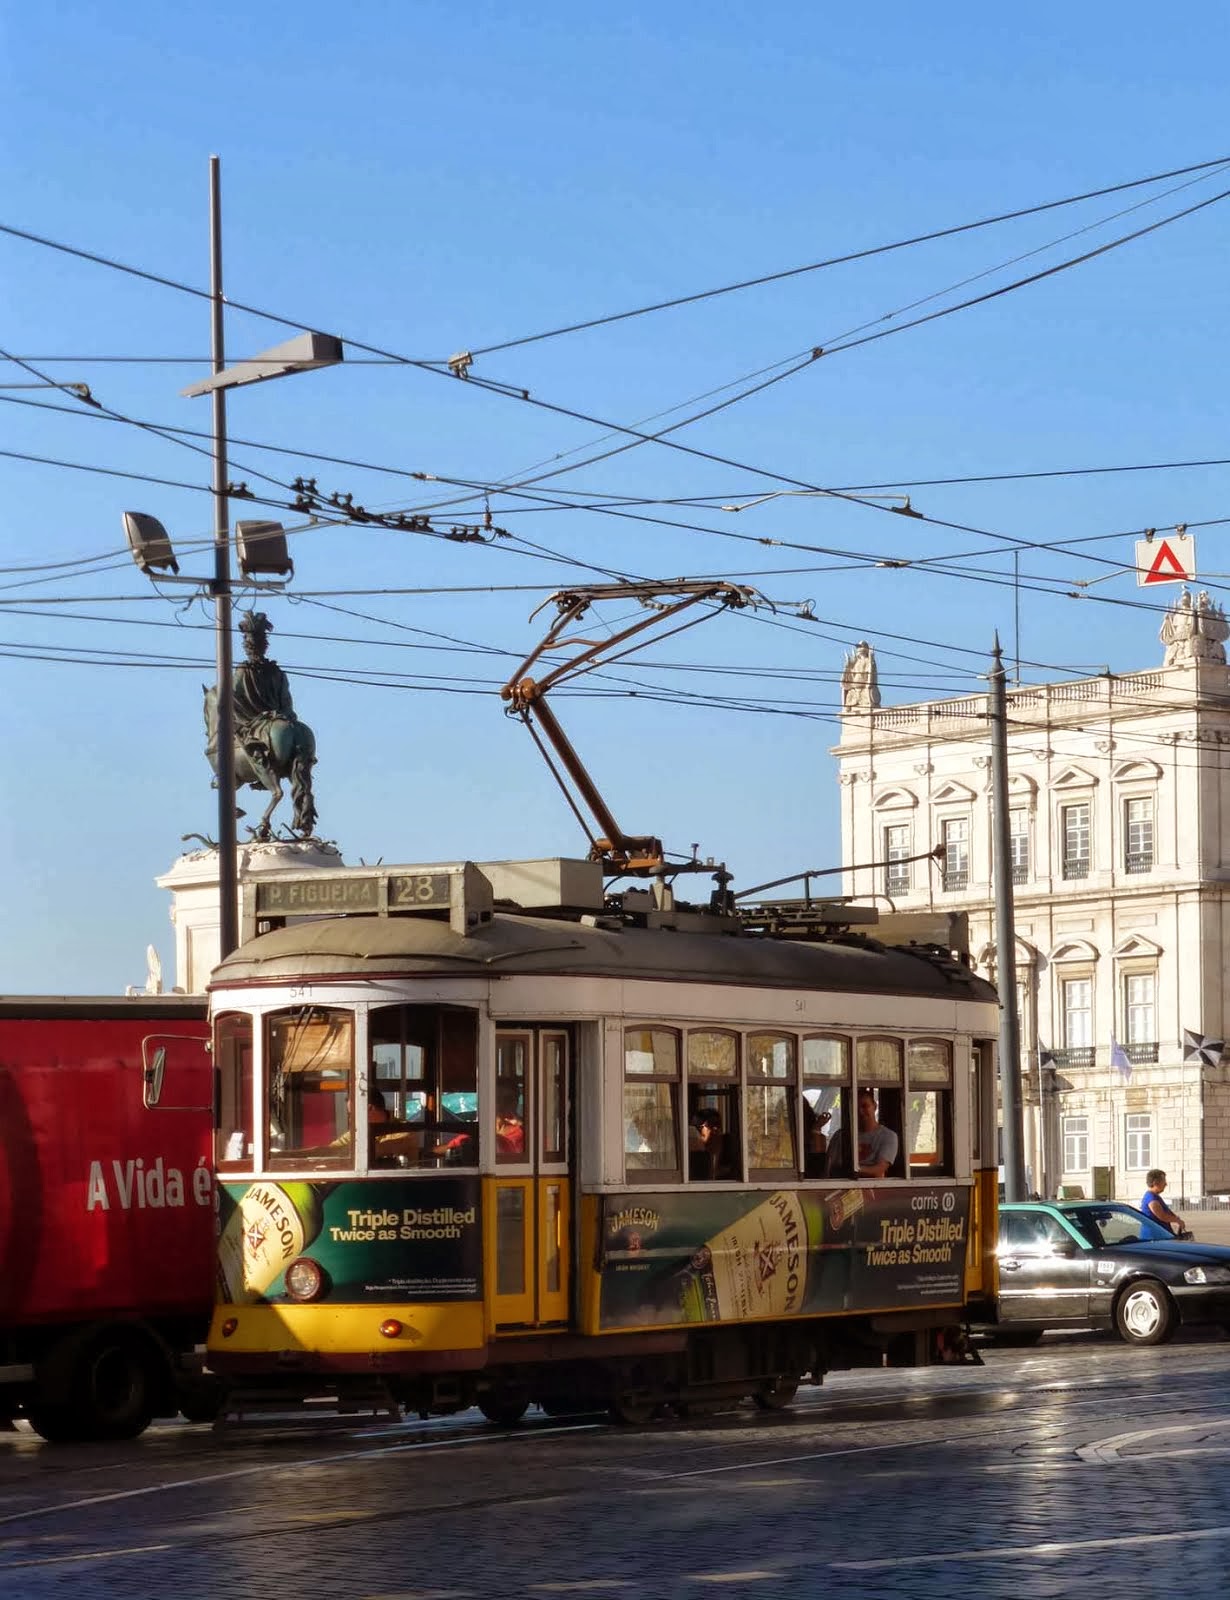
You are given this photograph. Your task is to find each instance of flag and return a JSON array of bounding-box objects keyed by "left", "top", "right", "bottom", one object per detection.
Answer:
[
  {"left": 1184, "top": 1029, "right": 1224, "bottom": 1068},
  {"left": 1038, "top": 1043, "right": 1056, "bottom": 1069},
  {"left": 1110, "top": 1036, "right": 1132, "bottom": 1082}
]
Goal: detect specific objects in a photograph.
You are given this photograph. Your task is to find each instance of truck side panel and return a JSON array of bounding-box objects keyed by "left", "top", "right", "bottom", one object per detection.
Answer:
[{"left": 0, "top": 1018, "right": 213, "bottom": 1329}]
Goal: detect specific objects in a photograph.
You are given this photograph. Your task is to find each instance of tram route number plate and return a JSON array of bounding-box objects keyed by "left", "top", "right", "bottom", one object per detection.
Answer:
[{"left": 256, "top": 873, "right": 452, "bottom": 916}]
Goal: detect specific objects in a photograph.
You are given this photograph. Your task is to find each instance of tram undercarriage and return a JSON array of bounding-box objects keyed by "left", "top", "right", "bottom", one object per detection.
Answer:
[{"left": 212, "top": 1306, "right": 974, "bottom": 1427}]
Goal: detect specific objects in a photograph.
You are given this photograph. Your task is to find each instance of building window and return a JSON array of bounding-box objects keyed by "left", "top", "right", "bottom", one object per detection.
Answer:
[
  {"left": 941, "top": 817, "right": 969, "bottom": 891},
  {"left": 1123, "top": 972, "right": 1158, "bottom": 1062},
  {"left": 1124, "top": 1113, "right": 1152, "bottom": 1170},
  {"left": 1061, "top": 802, "right": 1091, "bottom": 880},
  {"left": 1009, "top": 808, "right": 1029, "bottom": 884},
  {"left": 1124, "top": 797, "right": 1154, "bottom": 875},
  {"left": 1062, "top": 1115, "right": 1089, "bottom": 1171},
  {"left": 884, "top": 824, "right": 910, "bottom": 895},
  {"left": 1059, "top": 978, "right": 1094, "bottom": 1066}
]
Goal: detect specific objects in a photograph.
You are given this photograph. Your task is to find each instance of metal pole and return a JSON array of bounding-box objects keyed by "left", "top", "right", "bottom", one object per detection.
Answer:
[
  {"left": 990, "top": 635, "right": 1026, "bottom": 1200},
  {"left": 209, "top": 155, "right": 238, "bottom": 960}
]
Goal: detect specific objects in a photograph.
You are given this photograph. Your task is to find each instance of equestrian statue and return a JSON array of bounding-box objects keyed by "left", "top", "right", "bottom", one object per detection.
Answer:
[{"left": 204, "top": 610, "right": 318, "bottom": 840}]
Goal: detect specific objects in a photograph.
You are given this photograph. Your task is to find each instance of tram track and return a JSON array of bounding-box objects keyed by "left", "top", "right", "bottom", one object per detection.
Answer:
[{"left": 3, "top": 1348, "right": 1229, "bottom": 1569}]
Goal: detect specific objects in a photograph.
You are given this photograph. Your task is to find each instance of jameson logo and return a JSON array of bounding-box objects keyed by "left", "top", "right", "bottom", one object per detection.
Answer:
[
  {"left": 328, "top": 1205, "right": 477, "bottom": 1244},
  {"left": 866, "top": 1214, "right": 966, "bottom": 1269},
  {"left": 607, "top": 1206, "right": 661, "bottom": 1238}
]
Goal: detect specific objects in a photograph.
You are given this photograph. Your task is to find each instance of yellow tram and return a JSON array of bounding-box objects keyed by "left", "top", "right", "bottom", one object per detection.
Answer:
[{"left": 206, "top": 857, "right": 1000, "bottom": 1422}]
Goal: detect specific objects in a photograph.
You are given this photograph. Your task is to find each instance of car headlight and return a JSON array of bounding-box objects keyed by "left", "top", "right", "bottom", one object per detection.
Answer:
[{"left": 1182, "top": 1264, "right": 1230, "bottom": 1285}]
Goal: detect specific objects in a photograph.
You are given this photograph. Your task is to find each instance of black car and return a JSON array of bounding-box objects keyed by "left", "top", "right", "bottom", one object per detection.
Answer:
[{"left": 987, "top": 1201, "right": 1230, "bottom": 1346}]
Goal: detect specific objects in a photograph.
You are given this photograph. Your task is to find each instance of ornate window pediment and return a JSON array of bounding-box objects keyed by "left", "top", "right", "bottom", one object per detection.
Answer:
[
  {"left": 1112, "top": 933, "right": 1162, "bottom": 959},
  {"left": 1112, "top": 758, "right": 1163, "bottom": 784},
  {"left": 932, "top": 779, "right": 977, "bottom": 805},
  {"left": 1053, "top": 765, "right": 1098, "bottom": 791},
  {"left": 1008, "top": 773, "right": 1039, "bottom": 802},
  {"left": 1050, "top": 938, "right": 1099, "bottom": 964},
  {"left": 976, "top": 937, "right": 1039, "bottom": 970},
  {"left": 872, "top": 787, "right": 918, "bottom": 811}
]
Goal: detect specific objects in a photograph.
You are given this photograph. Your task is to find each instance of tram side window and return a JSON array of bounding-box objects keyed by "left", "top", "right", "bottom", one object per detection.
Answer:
[
  {"left": 803, "top": 1035, "right": 851, "bottom": 1178},
  {"left": 370, "top": 1005, "right": 480, "bottom": 1168},
  {"left": 686, "top": 1030, "right": 740, "bottom": 1181},
  {"left": 215, "top": 1011, "right": 254, "bottom": 1170},
  {"left": 624, "top": 1027, "right": 681, "bottom": 1184},
  {"left": 746, "top": 1031, "right": 797, "bottom": 1179},
  {"left": 266, "top": 1007, "right": 354, "bottom": 1171},
  {"left": 856, "top": 1036, "right": 905, "bottom": 1179},
  {"left": 906, "top": 1038, "right": 954, "bottom": 1178}
]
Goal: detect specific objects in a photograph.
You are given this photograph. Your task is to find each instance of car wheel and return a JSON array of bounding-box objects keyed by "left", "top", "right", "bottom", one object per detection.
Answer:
[{"left": 1115, "top": 1279, "right": 1176, "bottom": 1346}]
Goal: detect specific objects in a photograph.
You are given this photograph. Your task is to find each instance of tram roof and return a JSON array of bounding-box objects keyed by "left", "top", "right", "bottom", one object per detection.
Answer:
[{"left": 211, "top": 912, "right": 998, "bottom": 1002}]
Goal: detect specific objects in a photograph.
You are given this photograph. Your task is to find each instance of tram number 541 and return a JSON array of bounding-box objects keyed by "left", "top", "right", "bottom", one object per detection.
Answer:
[{"left": 389, "top": 873, "right": 450, "bottom": 909}]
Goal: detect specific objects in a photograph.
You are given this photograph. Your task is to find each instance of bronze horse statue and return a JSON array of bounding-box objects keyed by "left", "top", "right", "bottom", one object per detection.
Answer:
[{"left": 203, "top": 611, "right": 318, "bottom": 841}]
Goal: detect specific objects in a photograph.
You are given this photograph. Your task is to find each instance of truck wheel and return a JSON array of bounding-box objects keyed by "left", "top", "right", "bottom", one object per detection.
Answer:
[
  {"left": 29, "top": 1331, "right": 161, "bottom": 1443},
  {"left": 1116, "top": 1280, "right": 1176, "bottom": 1346}
]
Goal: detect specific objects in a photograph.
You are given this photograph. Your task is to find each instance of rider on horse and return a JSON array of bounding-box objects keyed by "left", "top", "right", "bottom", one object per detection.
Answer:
[{"left": 204, "top": 611, "right": 318, "bottom": 839}]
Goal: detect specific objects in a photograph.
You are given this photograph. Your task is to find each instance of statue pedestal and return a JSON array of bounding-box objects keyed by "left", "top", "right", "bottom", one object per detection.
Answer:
[{"left": 156, "top": 839, "right": 346, "bottom": 994}]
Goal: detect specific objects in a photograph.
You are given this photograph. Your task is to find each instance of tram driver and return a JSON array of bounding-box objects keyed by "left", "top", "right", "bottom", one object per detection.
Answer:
[{"left": 855, "top": 1088, "right": 899, "bottom": 1179}]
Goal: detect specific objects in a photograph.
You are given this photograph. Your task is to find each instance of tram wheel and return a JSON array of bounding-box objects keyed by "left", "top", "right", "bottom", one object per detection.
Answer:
[
  {"left": 609, "top": 1394, "right": 656, "bottom": 1426},
  {"left": 752, "top": 1375, "right": 800, "bottom": 1412},
  {"left": 477, "top": 1388, "right": 530, "bottom": 1427}
]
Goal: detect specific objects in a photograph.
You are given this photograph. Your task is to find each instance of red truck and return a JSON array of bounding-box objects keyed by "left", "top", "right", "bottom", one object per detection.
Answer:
[{"left": 0, "top": 997, "right": 215, "bottom": 1442}]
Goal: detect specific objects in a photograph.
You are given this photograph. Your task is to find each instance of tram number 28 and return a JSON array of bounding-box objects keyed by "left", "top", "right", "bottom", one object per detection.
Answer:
[{"left": 389, "top": 874, "right": 451, "bottom": 908}]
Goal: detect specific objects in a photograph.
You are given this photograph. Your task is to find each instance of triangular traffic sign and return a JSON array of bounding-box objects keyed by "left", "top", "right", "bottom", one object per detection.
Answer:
[{"left": 1136, "top": 532, "right": 1194, "bottom": 586}]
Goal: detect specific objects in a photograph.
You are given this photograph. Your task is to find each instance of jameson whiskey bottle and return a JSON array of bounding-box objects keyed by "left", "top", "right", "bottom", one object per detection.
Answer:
[
  {"left": 216, "top": 1180, "right": 329, "bottom": 1304},
  {"left": 669, "top": 1190, "right": 826, "bottom": 1324}
]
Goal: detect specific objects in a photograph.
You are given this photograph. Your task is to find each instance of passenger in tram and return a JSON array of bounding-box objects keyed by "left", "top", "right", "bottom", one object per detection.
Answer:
[
  {"left": 689, "top": 1109, "right": 736, "bottom": 1181},
  {"left": 855, "top": 1088, "right": 899, "bottom": 1179},
  {"left": 366, "top": 1090, "right": 421, "bottom": 1166},
  {"left": 495, "top": 1087, "right": 526, "bottom": 1156},
  {"left": 802, "top": 1101, "right": 833, "bottom": 1179}
]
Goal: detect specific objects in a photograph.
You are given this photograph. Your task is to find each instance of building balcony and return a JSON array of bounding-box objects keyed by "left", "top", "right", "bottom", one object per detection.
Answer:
[
  {"left": 1052, "top": 1047, "right": 1095, "bottom": 1068},
  {"left": 1061, "top": 860, "right": 1090, "bottom": 881},
  {"left": 1125, "top": 1042, "right": 1159, "bottom": 1064},
  {"left": 1011, "top": 864, "right": 1029, "bottom": 885},
  {"left": 1124, "top": 853, "right": 1154, "bottom": 875},
  {"left": 942, "top": 870, "right": 969, "bottom": 892}
]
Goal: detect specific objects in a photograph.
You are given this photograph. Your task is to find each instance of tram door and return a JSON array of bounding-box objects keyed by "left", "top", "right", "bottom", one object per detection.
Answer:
[{"left": 490, "top": 1029, "right": 572, "bottom": 1330}]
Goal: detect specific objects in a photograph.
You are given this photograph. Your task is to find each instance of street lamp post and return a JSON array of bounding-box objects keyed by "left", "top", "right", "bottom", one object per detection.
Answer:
[
  {"left": 123, "top": 155, "right": 343, "bottom": 964},
  {"left": 207, "top": 155, "right": 239, "bottom": 961}
]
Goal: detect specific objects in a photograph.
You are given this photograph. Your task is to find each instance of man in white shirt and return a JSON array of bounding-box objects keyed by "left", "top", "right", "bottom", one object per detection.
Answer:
[{"left": 856, "top": 1089, "right": 899, "bottom": 1179}]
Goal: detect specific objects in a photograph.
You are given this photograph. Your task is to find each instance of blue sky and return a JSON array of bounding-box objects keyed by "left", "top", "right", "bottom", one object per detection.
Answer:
[{"left": 3, "top": 3, "right": 1229, "bottom": 992}]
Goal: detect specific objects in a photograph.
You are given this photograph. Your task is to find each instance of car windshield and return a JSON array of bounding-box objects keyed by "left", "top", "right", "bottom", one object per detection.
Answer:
[{"left": 1063, "top": 1204, "right": 1177, "bottom": 1248}]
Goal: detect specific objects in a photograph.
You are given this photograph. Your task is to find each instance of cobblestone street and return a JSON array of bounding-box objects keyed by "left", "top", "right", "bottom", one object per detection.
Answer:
[{"left": 3, "top": 1331, "right": 1230, "bottom": 1599}]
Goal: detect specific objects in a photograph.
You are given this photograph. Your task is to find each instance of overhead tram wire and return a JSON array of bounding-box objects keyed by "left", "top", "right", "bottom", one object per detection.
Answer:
[
  {"left": 4, "top": 162, "right": 1228, "bottom": 556},
  {"left": 6, "top": 182, "right": 1228, "bottom": 587},
  {"left": 2, "top": 152, "right": 1227, "bottom": 369}
]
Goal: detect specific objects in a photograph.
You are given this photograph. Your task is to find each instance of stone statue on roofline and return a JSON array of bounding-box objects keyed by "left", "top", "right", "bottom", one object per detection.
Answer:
[
  {"left": 841, "top": 639, "right": 881, "bottom": 711},
  {"left": 1160, "top": 586, "right": 1229, "bottom": 666}
]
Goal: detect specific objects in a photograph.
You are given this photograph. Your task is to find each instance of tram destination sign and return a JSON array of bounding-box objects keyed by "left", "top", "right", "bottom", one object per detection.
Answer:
[{"left": 256, "top": 872, "right": 454, "bottom": 917}]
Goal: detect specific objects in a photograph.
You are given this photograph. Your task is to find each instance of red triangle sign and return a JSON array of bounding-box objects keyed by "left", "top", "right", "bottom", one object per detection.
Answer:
[{"left": 1143, "top": 540, "right": 1189, "bottom": 584}]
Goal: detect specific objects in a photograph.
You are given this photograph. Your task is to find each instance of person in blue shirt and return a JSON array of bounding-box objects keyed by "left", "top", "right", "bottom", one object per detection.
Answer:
[{"left": 1140, "top": 1169, "right": 1187, "bottom": 1236}]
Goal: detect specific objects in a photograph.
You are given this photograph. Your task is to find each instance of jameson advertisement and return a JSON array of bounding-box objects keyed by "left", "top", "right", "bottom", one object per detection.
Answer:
[
  {"left": 599, "top": 1184, "right": 970, "bottom": 1329},
  {"left": 217, "top": 1176, "right": 483, "bottom": 1305}
]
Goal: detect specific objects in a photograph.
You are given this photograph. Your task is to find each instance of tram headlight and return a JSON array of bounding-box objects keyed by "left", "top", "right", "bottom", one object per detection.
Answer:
[{"left": 284, "top": 1256, "right": 329, "bottom": 1302}]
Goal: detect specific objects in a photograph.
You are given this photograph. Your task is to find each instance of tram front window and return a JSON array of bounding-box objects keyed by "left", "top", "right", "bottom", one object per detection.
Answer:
[
  {"left": 369, "top": 1005, "right": 479, "bottom": 1168},
  {"left": 266, "top": 1007, "right": 355, "bottom": 1171}
]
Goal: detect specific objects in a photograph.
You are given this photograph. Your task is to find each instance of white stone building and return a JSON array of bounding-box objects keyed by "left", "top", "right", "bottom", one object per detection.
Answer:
[{"left": 834, "top": 598, "right": 1230, "bottom": 1203}]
